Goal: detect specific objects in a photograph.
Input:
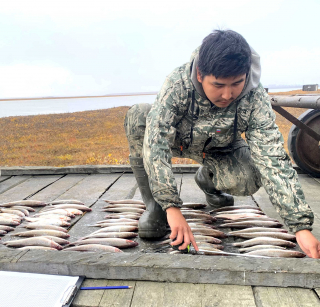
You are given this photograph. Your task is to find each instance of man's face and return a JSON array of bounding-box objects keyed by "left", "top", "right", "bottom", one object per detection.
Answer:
[{"left": 197, "top": 69, "right": 246, "bottom": 108}]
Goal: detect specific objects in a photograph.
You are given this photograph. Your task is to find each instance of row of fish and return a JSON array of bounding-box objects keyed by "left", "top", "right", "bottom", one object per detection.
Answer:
[
  {"left": 212, "top": 205, "right": 306, "bottom": 258},
  {"left": 153, "top": 203, "right": 306, "bottom": 258},
  {"left": 1, "top": 199, "right": 90, "bottom": 251},
  {"left": 60, "top": 199, "right": 144, "bottom": 252}
]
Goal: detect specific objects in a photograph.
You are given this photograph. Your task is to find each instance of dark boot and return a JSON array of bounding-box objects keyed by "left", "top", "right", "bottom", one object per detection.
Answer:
[
  {"left": 130, "top": 157, "right": 167, "bottom": 238},
  {"left": 195, "top": 166, "right": 234, "bottom": 208}
]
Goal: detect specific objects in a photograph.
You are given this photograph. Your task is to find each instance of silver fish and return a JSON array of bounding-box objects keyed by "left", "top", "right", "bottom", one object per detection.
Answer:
[
  {"left": 245, "top": 249, "right": 306, "bottom": 258},
  {"left": 239, "top": 245, "right": 287, "bottom": 253},
  {"left": 103, "top": 207, "right": 145, "bottom": 214},
  {"left": 186, "top": 219, "right": 212, "bottom": 224},
  {"left": 0, "top": 219, "right": 20, "bottom": 226},
  {"left": 43, "top": 204, "right": 91, "bottom": 211},
  {"left": 231, "top": 237, "right": 296, "bottom": 248},
  {"left": 103, "top": 203, "right": 146, "bottom": 209},
  {"left": 210, "top": 205, "right": 261, "bottom": 213},
  {"left": 8, "top": 207, "right": 29, "bottom": 216},
  {"left": 187, "top": 223, "right": 216, "bottom": 229},
  {"left": 103, "top": 199, "right": 144, "bottom": 205},
  {"left": 100, "top": 218, "right": 138, "bottom": 223},
  {"left": 83, "top": 232, "right": 138, "bottom": 239},
  {"left": 62, "top": 244, "right": 123, "bottom": 252},
  {"left": 214, "top": 214, "right": 265, "bottom": 220},
  {"left": 13, "top": 229, "right": 70, "bottom": 238},
  {"left": 49, "top": 200, "right": 84, "bottom": 205},
  {"left": 191, "top": 228, "right": 227, "bottom": 238},
  {"left": 182, "top": 212, "right": 216, "bottom": 221},
  {"left": 0, "top": 230, "right": 7, "bottom": 235},
  {"left": 35, "top": 209, "right": 75, "bottom": 217},
  {"left": 196, "top": 242, "right": 224, "bottom": 250},
  {"left": 221, "top": 216, "right": 279, "bottom": 223},
  {"left": 70, "top": 238, "right": 138, "bottom": 248},
  {"left": 23, "top": 220, "right": 70, "bottom": 227},
  {"left": 20, "top": 223, "right": 68, "bottom": 232},
  {"left": 64, "top": 208, "right": 83, "bottom": 215},
  {"left": 0, "top": 209, "right": 25, "bottom": 217},
  {"left": 0, "top": 214, "right": 22, "bottom": 221},
  {"left": 0, "top": 200, "right": 47, "bottom": 207},
  {"left": 17, "top": 246, "right": 57, "bottom": 251},
  {"left": 214, "top": 209, "right": 263, "bottom": 216},
  {"left": 181, "top": 209, "right": 211, "bottom": 215},
  {"left": 230, "top": 232, "right": 296, "bottom": 241},
  {"left": 0, "top": 225, "right": 15, "bottom": 232},
  {"left": 11, "top": 206, "right": 35, "bottom": 212},
  {"left": 4, "top": 237, "right": 63, "bottom": 249},
  {"left": 103, "top": 214, "right": 141, "bottom": 220},
  {"left": 90, "top": 222, "right": 138, "bottom": 227},
  {"left": 41, "top": 236, "right": 70, "bottom": 245},
  {"left": 91, "top": 226, "right": 138, "bottom": 233},
  {"left": 25, "top": 216, "right": 71, "bottom": 222},
  {"left": 193, "top": 235, "right": 222, "bottom": 244},
  {"left": 219, "top": 221, "right": 282, "bottom": 228},
  {"left": 229, "top": 227, "right": 288, "bottom": 234}
]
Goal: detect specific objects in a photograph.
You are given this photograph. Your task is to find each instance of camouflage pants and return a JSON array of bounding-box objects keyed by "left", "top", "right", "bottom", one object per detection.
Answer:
[{"left": 124, "top": 103, "right": 262, "bottom": 196}]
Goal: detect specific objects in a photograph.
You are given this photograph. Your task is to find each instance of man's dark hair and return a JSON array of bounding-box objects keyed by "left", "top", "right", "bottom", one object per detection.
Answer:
[{"left": 198, "top": 30, "right": 252, "bottom": 79}]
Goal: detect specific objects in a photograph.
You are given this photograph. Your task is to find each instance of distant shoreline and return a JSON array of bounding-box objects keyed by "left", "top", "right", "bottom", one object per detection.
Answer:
[{"left": 0, "top": 92, "right": 158, "bottom": 102}]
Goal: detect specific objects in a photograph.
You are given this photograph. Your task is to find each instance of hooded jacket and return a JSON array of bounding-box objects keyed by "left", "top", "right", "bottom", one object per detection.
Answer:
[{"left": 142, "top": 47, "right": 313, "bottom": 233}]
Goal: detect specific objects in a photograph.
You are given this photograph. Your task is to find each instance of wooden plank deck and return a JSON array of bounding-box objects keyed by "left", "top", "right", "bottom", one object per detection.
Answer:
[{"left": 0, "top": 166, "right": 319, "bottom": 306}]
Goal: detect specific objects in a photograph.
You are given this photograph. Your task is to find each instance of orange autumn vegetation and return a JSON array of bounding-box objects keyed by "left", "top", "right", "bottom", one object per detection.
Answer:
[{"left": 0, "top": 89, "right": 319, "bottom": 167}]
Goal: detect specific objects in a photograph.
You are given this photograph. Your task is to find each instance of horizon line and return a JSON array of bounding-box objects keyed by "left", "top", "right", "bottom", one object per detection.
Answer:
[{"left": 0, "top": 91, "right": 159, "bottom": 102}]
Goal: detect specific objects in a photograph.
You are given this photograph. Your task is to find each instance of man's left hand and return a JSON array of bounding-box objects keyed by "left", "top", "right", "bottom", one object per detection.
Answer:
[{"left": 296, "top": 229, "right": 320, "bottom": 258}]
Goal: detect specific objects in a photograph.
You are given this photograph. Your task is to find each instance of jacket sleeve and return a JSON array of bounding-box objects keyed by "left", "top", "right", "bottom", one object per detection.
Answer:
[
  {"left": 245, "top": 84, "right": 314, "bottom": 233},
  {"left": 142, "top": 78, "right": 186, "bottom": 211}
]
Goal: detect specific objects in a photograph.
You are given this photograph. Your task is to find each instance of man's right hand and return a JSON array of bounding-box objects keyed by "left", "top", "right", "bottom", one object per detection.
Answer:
[{"left": 166, "top": 207, "right": 199, "bottom": 251}]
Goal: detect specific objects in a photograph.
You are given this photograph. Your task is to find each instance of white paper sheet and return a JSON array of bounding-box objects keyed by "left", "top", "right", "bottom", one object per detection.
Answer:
[{"left": 0, "top": 271, "right": 80, "bottom": 307}]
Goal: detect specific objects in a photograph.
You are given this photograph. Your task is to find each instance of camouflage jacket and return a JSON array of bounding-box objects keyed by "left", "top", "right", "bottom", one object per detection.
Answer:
[{"left": 143, "top": 50, "right": 314, "bottom": 233}]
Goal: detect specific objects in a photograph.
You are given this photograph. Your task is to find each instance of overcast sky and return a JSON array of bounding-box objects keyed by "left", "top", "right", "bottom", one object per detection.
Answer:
[{"left": 1, "top": 0, "right": 319, "bottom": 98}]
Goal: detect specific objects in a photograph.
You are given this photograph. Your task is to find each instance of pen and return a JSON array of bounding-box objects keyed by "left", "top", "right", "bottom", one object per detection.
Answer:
[{"left": 80, "top": 286, "right": 132, "bottom": 290}]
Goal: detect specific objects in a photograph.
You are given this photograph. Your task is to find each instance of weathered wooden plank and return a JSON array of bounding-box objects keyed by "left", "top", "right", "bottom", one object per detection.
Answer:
[
  {"left": 132, "top": 281, "right": 203, "bottom": 307},
  {"left": 0, "top": 176, "right": 11, "bottom": 183},
  {"left": 0, "top": 175, "right": 63, "bottom": 203},
  {"left": 67, "top": 174, "right": 138, "bottom": 242},
  {"left": 253, "top": 286, "right": 320, "bottom": 307},
  {"left": 131, "top": 282, "right": 255, "bottom": 307},
  {"left": 54, "top": 174, "right": 121, "bottom": 207},
  {"left": 72, "top": 279, "right": 109, "bottom": 307},
  {"left": 202, "top": 284, "right": 256, "bottom": 307},
  {"left": 314, "top": 288, "right": 320, "bottom": 297},
  {"left": 1, "top": 165, "right": 201, "bottom": 176},
  {"left": 130, "top": 281, "right": 165, "bottom": 307},
  {"left": 0, "top": 176, "right": 31, "bottom": 195},
  {"left": 29, "top": 174, "right": 88, "bottom": 202},
  {"left": 99, "top": 280, "right": 136, "bottom": 307}
]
